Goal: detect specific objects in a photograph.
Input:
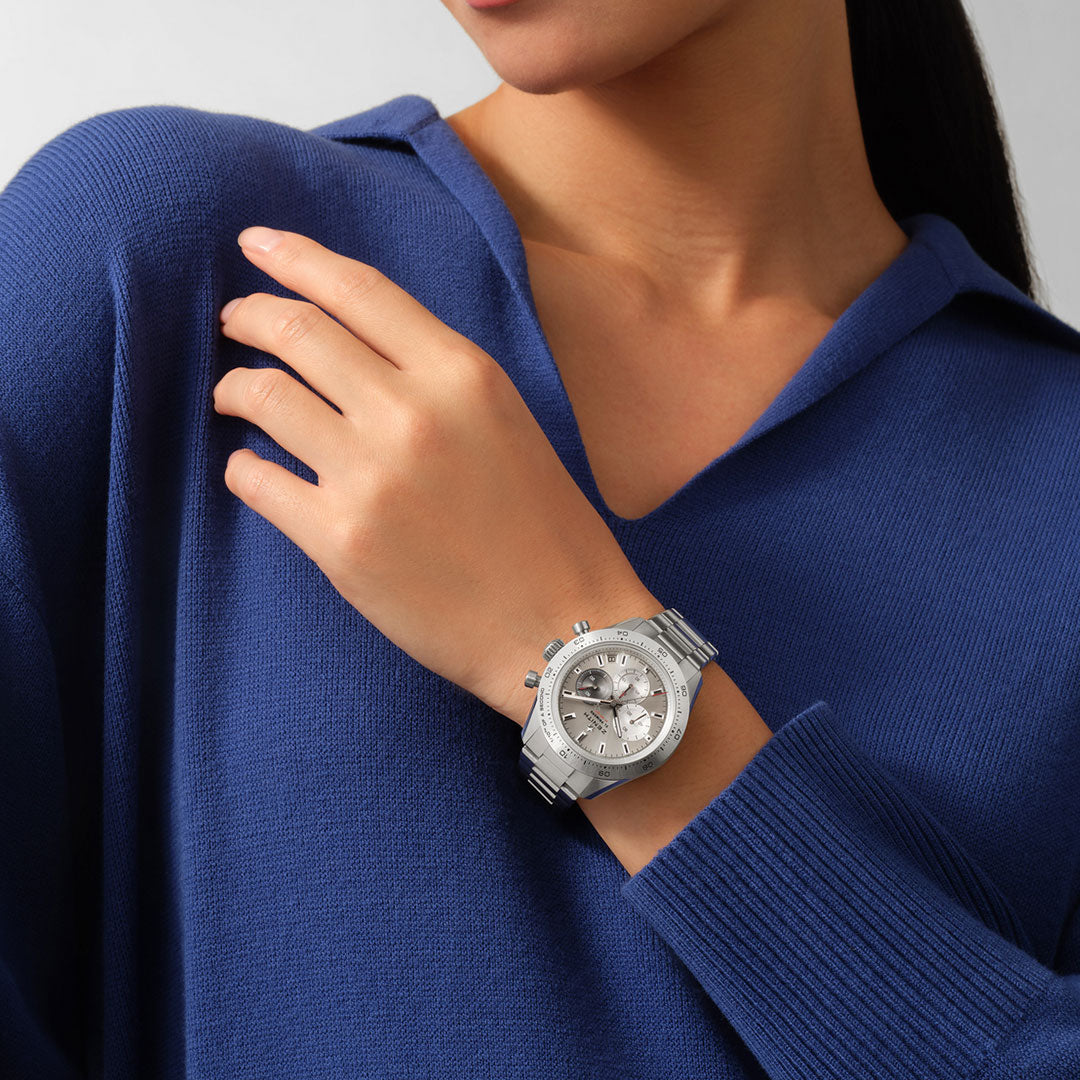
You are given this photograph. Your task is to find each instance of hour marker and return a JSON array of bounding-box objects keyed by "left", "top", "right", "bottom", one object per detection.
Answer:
[
  {"left": 595, "top": 654, "right": 605, "bottom": 667},
  {"left": 598, "top": 742, "right": 605, "bottom": 754},
  {"left": 622, "top": 742, "right": 630, "bottom": 754},
  {"left": 562, "top": 713, "right": 576, "bottom": 721},
  {"left": 652, "top": 712, "right": 664, "bottom": 719},
  {"left": 651, "top": 688, "right": 666, "bottom": 695},
  {"left": 576, "top": 730, "right": 587, "bottom": 742}
]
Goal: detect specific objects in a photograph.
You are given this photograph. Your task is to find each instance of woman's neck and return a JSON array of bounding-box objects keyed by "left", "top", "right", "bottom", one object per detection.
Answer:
[{"left": 444, "top": 0, "right": 908, "bottom": 323}]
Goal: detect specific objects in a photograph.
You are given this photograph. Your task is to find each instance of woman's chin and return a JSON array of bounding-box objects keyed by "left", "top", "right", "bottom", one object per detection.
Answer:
[{"left": 478, "top": 40, "right": 650, "bottom": 97}]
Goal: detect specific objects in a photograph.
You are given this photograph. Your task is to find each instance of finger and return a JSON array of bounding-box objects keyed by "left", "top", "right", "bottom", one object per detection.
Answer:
[
  {"left": 222, "top": 448, "right": 333, "bottom": 565},
  {"left": 235, "top": 226, "right": 473, "bottom": 371},
  {"left": 220, "top": 293, "right": 394, "bottom": 422},
  {"left": 213, "top": 363, "right": 358, "bottom": 482}
]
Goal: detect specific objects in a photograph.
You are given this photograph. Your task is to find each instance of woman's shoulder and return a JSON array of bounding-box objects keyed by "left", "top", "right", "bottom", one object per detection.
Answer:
[
  {"left": 0, "top": 97, "right": 461, "bottom": 623},
  {"left": 913, "top": 246, "right": 1080, "bottom": 489},
  {"left": 909, "top": 212, "right": 1080, "bottom": 364},
  {"left": 926, "top": 283, "right": 1080, "bottom": 440},
  {"left": 1, "top": 97, "right": 445, "bottom": 259},
  {"left": 0, "top": 96, "right": 463, "bottom": 407}
]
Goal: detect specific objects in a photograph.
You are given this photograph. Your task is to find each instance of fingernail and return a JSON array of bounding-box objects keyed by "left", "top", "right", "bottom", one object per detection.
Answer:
[
  {"left": 220, "top": 297, "right": 242, "bottom": 322},
  {"left": 237, "top": 226, "right": 283, "bottom": 254}
]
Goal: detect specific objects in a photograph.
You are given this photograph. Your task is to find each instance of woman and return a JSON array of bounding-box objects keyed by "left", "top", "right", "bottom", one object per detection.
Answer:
[{"left": 2, "top": 0, "right": 1078, "bottom": 1076}]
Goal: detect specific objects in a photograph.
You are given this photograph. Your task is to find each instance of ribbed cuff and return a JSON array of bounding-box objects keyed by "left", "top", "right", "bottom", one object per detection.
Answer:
[{"left": 621, "top": 699, "right": 1054, "bottom": 1080}]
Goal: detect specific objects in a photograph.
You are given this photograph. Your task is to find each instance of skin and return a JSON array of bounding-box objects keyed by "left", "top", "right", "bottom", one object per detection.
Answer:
[
  {"left": 440, "top": 0, "right": 908, "bottom": 520},
  {"left": 212, "top": 0, "right": 909, "bottom": 875}
]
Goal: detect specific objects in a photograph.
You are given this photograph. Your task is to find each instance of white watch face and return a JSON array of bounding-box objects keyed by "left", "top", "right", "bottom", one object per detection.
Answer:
[{"left": 552, "top": 640, "right": 675, "bottom": 764}]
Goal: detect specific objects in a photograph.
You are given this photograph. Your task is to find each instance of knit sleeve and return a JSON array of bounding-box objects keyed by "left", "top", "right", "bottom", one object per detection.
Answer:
[
  {"left": 0, "top": 579, "right": 83, "bottom": 1080},
  {"left": 0, "top": 116, "right": 122, "bottom": 1077},
  {"left": 620, "top": 699, "right": 1080, "bottom": 1080}
]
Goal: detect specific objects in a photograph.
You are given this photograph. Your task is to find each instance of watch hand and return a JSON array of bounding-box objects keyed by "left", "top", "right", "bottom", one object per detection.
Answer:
[
  {"left": 563, "top": 691, "right": 643, "bottom": 706},
  {"left": 613, "top": 709, "right": 623, "bottom": 737}
]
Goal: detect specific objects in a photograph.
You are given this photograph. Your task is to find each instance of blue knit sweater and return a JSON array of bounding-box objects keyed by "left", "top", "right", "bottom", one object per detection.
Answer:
[{"left": 2, "top": 91, "right": 1080, "bottom": 1079}]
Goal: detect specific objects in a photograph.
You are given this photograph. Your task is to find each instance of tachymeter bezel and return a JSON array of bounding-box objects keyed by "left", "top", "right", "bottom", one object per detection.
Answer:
[{"left": 535, "top": 627, "right": 691, "bottom": 782}]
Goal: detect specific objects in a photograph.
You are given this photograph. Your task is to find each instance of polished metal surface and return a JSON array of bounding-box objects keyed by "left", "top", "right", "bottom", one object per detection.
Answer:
[
  {"left": 542, "top": 638, "right": 565, "bottom": 662},
  {"left": 648, "top": 607, "right": 717, "bottom": 671}
]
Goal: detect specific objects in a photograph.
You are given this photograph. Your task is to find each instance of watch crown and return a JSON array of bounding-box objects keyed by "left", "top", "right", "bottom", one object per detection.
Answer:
[
  {"left": 542, "top": 637, "right": 565, "bottom": 662},
  {"left": 572, "top": 620, "right": 590, "bottom": 637},
  {"left": 524, "top": 670, "right": 540, "bottom": 688}
]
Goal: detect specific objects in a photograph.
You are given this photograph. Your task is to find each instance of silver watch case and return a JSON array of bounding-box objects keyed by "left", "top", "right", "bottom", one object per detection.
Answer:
[{"left": 520, "top": 620, "right": 704, "bottom": 801}]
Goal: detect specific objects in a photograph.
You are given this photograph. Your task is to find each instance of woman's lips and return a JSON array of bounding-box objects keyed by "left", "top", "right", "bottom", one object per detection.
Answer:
[{"left": 465, "top": 0, "right": 522, "bottom": 9}]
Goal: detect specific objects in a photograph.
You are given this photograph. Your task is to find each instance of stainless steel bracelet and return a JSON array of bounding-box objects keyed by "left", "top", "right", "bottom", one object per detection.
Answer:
[
  {"left": 646, "top": 607, "right": 718, "bottom": 671},
  {"left": 518, "top": 608, "right": 717, "bottom": 808},
  {"left": 519, "top": 741, "right": 578, "bottom": 809}
]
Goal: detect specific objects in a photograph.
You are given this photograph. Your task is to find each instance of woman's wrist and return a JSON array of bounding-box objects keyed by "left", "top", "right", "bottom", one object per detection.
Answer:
[
  {"left": 499, "top": 575, "right": 775, "bottom": 876},
  {"left": 576, "top": 659, "right": 774, "bottom": 876}
]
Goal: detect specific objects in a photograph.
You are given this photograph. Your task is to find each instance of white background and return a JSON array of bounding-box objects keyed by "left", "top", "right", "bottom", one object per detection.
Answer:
[{"left": 1, "top": 0, "right": 1075, "bottom": 324}]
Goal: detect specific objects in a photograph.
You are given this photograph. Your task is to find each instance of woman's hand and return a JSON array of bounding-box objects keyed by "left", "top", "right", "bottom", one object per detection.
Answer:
[{"left": 212, "top": 226, "right": 657, "bottom": 726}]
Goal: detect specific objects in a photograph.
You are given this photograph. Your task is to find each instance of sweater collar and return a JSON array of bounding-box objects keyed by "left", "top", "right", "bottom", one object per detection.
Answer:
[
  {"left": 309, "top": 92, "right": 1076, "bottom": 350},
  {"left": 310, "top": 94, "right": 1080, "bottom": 520}
]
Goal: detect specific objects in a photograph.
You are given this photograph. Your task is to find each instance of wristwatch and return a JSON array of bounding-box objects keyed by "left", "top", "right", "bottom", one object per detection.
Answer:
[{"left": 518, "top": 608, "right": 718, "bottom": 808}]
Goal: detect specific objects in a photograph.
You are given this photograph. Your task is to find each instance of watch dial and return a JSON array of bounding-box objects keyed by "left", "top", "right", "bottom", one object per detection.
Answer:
[{"left": 554, "top": 643, "right": 672, "bottom": 761}]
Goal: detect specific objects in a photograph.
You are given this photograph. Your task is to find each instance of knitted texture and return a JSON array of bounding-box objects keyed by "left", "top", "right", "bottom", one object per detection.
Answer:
[{"left": 2, "top": 92, "right": 1080, "bottom": 1079}]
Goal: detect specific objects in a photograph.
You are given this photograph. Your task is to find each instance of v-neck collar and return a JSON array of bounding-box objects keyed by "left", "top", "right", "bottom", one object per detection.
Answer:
[{"left": 310, "top": 93, "right": 1080, "bottom": 528}]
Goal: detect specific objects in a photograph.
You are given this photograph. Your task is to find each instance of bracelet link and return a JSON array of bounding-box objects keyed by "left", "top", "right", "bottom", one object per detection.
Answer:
[
  {"left": 647, "top": 607, "right": 718, "bottom": 670},
  {"left": 519, "top": 743, "right": 576, "bottom": 808}
]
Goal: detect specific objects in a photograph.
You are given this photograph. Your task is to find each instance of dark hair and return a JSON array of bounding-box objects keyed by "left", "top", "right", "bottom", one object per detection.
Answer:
[{"left": 846, "top": 0, "right": 1041, "bottom": 302}]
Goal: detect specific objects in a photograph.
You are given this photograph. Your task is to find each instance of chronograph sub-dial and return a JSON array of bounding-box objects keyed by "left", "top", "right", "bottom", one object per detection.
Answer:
[
  {"left": 612, "top": 667, "right": 650, "bottom": 705},
  {"left": 613, "top": 702, "right": 651, "bottom": 741},
  {"left": 572, "top": 667, "right": 613, "bottom": 703}
]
